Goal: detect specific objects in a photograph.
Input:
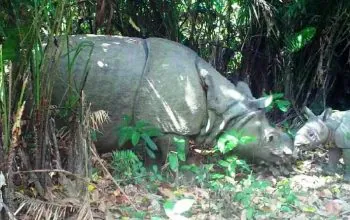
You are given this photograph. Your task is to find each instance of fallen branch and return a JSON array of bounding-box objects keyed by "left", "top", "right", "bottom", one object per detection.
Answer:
[{"left": 89, "top": 146, "right": 139, "bottom": 211}]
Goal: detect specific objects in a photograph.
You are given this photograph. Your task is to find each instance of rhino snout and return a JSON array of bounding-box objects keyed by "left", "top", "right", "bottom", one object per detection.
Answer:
[
  {"left": 292, "top": 147, "right": 300, "bottom": 159},
  {"left": 269, "top": 147, "right": 293, "bottom": 163},
  {"left": 294, "top": 135, "right": 309, "bottom": 148},
  {"left": 282, "top": 146, "right": 292, "bottom": 155},
  {"left": 271, "top": 147, "right": 292, "bottom": 156}
]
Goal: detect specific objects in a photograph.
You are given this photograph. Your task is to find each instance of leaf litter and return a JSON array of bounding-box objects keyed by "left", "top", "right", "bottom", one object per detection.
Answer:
[{"left": 87, "top": 149, "right": 350, "bottom": 220}]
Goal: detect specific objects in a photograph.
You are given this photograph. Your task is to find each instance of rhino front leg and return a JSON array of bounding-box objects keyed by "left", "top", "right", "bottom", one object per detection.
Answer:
[
  {"left": 342, "top": 149, "right": 350, "bottom": 182},
  {"left": 323, "top": 148, "right": 341, "bottom": 175},
  {"left": 155, "top": 134, "right": 189, "bottom": 164}
]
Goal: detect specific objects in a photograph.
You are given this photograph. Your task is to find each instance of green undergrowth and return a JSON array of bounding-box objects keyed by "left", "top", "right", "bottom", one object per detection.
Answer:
[
  {"left": 97, "top": 148, "right": 301, "bottom": 219},
  {"left": 93, "top": 119, "right": 301, "bottom": 219}
]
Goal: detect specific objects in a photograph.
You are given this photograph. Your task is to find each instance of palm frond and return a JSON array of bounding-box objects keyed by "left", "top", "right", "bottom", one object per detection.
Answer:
[
  {"left": 90, "top": 109, "right": 110, "bottom": 131},
  {"left": 15, "top": 193, "right": 80, "bottom": 220}
]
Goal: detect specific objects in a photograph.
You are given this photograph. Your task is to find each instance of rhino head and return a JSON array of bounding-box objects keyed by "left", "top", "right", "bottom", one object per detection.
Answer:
[
  {"left": 195, "top": 60, "right": 295, "bottom": 164},
  {"left": 227, "top": 111, "right": 295, "bottom": 164},
  {"left": 294, "top": 107, "right": 332, "bottom": 150}
]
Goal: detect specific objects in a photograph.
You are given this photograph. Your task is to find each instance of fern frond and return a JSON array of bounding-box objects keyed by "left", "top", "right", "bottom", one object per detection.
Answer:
[
  {"left": 76, "top": 200, "right": 93, "bottom": 220},
  {"left": 15, "top": 193, "right": 80, "bottom": 220},
  {"left": 286, "top": 27, "right": 316, "bottom": 53},
  {"left": 90, "top": 110, "right": 110, "bottom": 131}
]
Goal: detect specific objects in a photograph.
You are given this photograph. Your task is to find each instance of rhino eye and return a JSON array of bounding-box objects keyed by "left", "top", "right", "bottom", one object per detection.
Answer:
[
  {"left": 267, "top": 135, "right": 274, "bottom": 142},
  {"left": 308, "top": 131, "right": 316, "bottom": 140}
]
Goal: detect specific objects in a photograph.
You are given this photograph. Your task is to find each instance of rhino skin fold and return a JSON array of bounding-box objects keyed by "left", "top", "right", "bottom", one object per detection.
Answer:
[{"left": 52, "top": 35, "right": 295, "bottom": 164}]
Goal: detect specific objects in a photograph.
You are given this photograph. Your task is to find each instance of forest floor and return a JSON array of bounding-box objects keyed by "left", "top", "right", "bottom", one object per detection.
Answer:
[
  {"left": 87, "top": 150, "right": 350, "bottom": 220},
  {"left": 14, "top": 149, "right": 350, "bottom": 220}
]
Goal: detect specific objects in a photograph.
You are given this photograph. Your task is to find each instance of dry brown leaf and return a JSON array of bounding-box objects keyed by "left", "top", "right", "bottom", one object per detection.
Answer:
[
  {"left": 115, "top": 194, "right": 130, "bottom": 204},
  {"left": 324, "top": 199, "right": 347, "bottom": 216},
  {"left": 194, "top": 187, "right": 210, "bottom": 200},
  {"left": 91, "top": 189, "right": 100, "bottom": 202},
  {"left": 158, "top": 187, "right": 176, "bottom": 199},
  {"left": 318, "top": 189, "right": 333, "bottom": 198},
  {"left": 252, "top": 196, "right": 261, "bottom": 204},
  {"left": 98, "top": 200, "right": 107, "bottom": 213},
  {"left": 296, "top": 195, "right": 309, "bottom": 203},
  {"left": 113, "top": 189, "right": 121, "bottom": 197}
]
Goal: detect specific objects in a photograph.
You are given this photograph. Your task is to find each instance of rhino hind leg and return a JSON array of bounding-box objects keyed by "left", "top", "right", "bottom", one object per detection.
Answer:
[
  {"left": 342, "top": 149, "right": 350, "bottom": 182},
  {"left": 323, "top": 148, "right": 342, "bottom": 176},
  {"left": 154, "top": 134, "right": 189, "bottom": 164}
]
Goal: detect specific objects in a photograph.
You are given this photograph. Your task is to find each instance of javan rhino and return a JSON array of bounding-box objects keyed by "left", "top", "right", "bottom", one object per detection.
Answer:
[
  {"left": 294, "top": 107, "right": 350, "bottom": 181},
  {"left": 53, "top": 35, "right": 294, "bottom": 164}
]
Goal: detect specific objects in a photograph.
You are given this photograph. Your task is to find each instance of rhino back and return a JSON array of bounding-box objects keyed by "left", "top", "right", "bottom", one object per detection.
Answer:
[
  {"left": 333, "top": 111, "right": 350, "bottom": 148},
  {"left": 56, "top": 35, "right": 147, "bottom": 149},
  {"left": 134, "top": 38, "right": 207, "bottom": 135}
]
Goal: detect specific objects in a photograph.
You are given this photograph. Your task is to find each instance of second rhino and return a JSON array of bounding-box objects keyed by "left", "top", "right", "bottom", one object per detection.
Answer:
[{"left": 294, "top": 107, "right": 350, "bottom": 181}]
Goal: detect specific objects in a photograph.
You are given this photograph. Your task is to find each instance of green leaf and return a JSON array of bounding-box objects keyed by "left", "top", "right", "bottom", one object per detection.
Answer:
[
  {"left": 234, "top": 192, "right": 245, "bottom": 201},
  {"left": 168, "top": 152, "right": 179, "bottom": 172},
  {"left": 224, "top": 156, "right": 238, "bottom": 163},
  {"left": 141, "top": 126, "right": 162, "bottom": 137},
  {"left": 211, "top": 173, "right": 225, "bottom": 180},
  {"left": 239, "top": 136, "right": 256, "bottom": 144},
  {"left": 236, "top": 159, "right": 251, "bottom": 171},
  {"left": 286, "top": 27, "right": 316, "bottom": 53},
  {"left": 180, "top": 164, "right": 199, "bottom": 174},
  {"left": 218, "top": 160, "right": 230, "bottom": 168},
  {"left": 121, "top": 115, "right": 131, "bottom": 126},
  {"left": 174, "top": 137, "right": 186, "bottom": 161},
  {"left": 117, "top": 126, "right": 134, "bottom": 146},
  {"left": 141, "top": 134, "right": 158, "bottom": 151},
  {"left": 251, "top": 180, "right": 270, "bottom": 189},
  {"left": 146, "top": 147, "right": 156, "bottom": 159},
  {"left": 164, "top": 199, "right": 195, "bottom": 217},
  {"left": 163, "top": 200, "right": 175, "bottom": 212},
  {"left": 213, "top": 0, "right": 224, "bottom": 12},
  {"left": 131, "top": 131, "right": 141, "bottom": 146},
  {"left": 2, "top": 27, "right": 28, "bottom": 61},
  {"left": 276, "top": 100, "right": 291, "bottom": 112},
  {"left": 90, "top": 130, "right": 97, "bottom": 142},
  {"left": 280, "top": 205, "right": 293, "bottom": 212},
  {"left": 227, "top": 165, "right": 236, "bottom": 177},
  {"left": 272, "top": 93, "right": 284, "bottom": 99},
  {"left": 135, "top": 120, "right": 149, "bottom": 129},
  {"left": 133, "top": 211, "right": 146, "bottom": 218},
  {"left": 302, "top": 206, "right": 316, "bottom": 213},
  {"left": 217, "top": 133, "right": 239, "bottom": 154},
  {"left": 152, "top": 165, "right": 158, "bottom": 173},
  {"left": 246, "top": 207, "right": 254, "bottom": 219}
]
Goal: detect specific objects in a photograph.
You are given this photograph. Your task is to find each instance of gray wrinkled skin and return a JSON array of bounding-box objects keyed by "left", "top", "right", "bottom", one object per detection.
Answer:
[
  {"left": 52, "top": 35, "right": 294, "bottom": 164},
  {"left": 295, "top": 107, "right": 350, "bottom": 149},
  {"left": 294, "top": 107, "right": 350, "bottom": 181},
  {"left": 228, "top": 111, "right": 294, "bottom": 164}
]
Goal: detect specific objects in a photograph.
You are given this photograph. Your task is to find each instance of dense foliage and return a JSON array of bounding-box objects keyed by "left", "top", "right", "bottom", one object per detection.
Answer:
[{"left": 2, "top": 0, "right": 350, "bottom": 112}]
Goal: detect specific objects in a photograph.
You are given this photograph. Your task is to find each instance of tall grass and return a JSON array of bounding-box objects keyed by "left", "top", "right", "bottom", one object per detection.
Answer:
[
  {"left": 0, "top": 1, "right": 96, "bottom": 218},
  {"left": 0, "top": 45, "right": 10, "bottom": 152}
]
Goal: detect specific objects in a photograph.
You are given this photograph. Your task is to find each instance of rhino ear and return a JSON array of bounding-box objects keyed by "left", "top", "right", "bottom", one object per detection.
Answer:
[
  {"left": 303, "top": 107, "right": 316, "bottom": 119},
  {"left": 236, "top": 81, "right": 254, "bottom": 99},
  {"left": 249, "top": 95, "right": 273, "bottom": 109},
  {"left": 321, "top": 108, "right": 332, "bottom": 121}
]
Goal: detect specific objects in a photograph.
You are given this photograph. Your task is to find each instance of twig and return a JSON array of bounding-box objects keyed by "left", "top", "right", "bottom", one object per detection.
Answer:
[
  {"left": 0, "top": 201, "right": 16, "bottom": 220},
  {"left": 13, "top": 169, "right": 89, "bottom": 183},
  {"left": 17, "top": 148, "right": 45, "bottom": 197},
  {"left": 48, "top": 118, "right": 62, "bottom": 169}
]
